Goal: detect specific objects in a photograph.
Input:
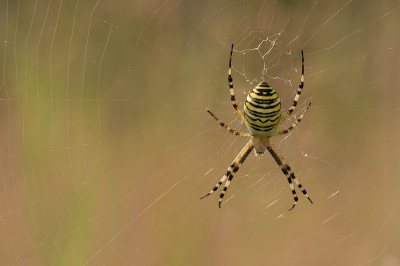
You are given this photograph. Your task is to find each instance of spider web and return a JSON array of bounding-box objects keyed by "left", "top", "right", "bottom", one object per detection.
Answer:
[{"left": 0, "top": 0, "right": 400, "bottom": 265}]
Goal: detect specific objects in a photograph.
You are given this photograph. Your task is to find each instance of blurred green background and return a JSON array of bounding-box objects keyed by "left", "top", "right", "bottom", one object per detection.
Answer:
[{"left": 0, "top": 0, "right": 400, "bottom": 265}]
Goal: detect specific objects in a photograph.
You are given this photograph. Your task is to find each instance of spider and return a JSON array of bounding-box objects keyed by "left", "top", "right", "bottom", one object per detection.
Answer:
[{"left": 200, "top": 44, "right": 313, "bottom": 210}]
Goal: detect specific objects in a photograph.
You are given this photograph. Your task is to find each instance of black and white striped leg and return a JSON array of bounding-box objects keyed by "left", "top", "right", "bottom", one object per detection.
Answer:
[
  {"left": 280, "top": 50, "right": 305, "bottom": 124},
  {"left": 207, "top": 108, "right": 251, "bottom": 137},
  {"left": 274, "top": 102, "right": 311, "bottom": 136},
  {"left": 228, "top": 44, "right": 245, "bottom": 122},
  {"left": 200, "top": 140, "right": 254, "bottom": 208},
  {"left": 266, "top": 143, "right": 313, "bottom": 211}
]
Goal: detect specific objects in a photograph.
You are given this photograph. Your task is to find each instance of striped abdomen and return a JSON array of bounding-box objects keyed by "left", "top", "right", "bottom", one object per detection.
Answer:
[{"left": 244, "top": 82, "right": 281, "bottom": 139}]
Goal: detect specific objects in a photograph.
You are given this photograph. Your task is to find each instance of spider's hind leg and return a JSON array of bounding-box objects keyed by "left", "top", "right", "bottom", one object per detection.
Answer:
[
  {"left": 280, "top": 50, "right": 305, "bottom": 124},
  {"left": 228, "top": 44, "right": 245, "bottom": 122}
]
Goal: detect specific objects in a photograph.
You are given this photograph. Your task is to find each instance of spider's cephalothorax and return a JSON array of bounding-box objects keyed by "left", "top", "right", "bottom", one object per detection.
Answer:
[{"left": 200, "top": 44, "right": 313, "bottom": 210}]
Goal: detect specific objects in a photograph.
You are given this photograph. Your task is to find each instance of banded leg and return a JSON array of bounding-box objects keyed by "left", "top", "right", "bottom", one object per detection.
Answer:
[
  {"left": 228, "top": 44, "right": 245, "bottom": 122},
  {"left": 200, "top": 140, "right": 254, "bottom": 208},
  {"left": 207, "top": 108, "right": 251, "bottom": 137},
  {"left": 274, "top": 102, "right": 311, "bottom": 136},
  {"left": 266, "top": 143, "right": 313, "bottom": 210},
  {"left": 280, "top": 50, "right": 305, "bottom": 124}
]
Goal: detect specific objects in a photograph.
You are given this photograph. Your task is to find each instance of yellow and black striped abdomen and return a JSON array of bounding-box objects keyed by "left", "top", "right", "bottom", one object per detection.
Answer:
[{"left": 243, "top": 82, "right": 281, "bottom": 138}]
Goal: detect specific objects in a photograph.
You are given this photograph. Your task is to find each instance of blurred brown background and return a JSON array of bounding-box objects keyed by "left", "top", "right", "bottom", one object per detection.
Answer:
[{"left": 0, "top": 0, "right": 400, "bottom": 265}]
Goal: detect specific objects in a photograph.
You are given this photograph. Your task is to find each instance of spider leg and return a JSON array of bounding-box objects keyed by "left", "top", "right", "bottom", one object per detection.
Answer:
[
  {"left": 228, "top": 44, "right": 245, "bottom": 122},
  {"left": 207, "top": 108, "right": 251, "bottom": 137},
  {"left": 266, "top": 143, "right": 313, "bottom": 211},
  {"left": 200, "top": 140, "right": 254, "bottom": 208},
  {"left": 274, "top": 102, "right": 311, "bottom": 136},
  {"left": 280, "top": 50, "right": 305, "bottom": 124}
]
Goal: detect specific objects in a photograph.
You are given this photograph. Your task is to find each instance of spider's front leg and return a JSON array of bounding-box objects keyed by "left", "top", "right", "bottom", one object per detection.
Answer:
[
  {"left": 200, "top": 140, "right": 254, "bottom": 207},
  {"left": 266, "top": 143, "right": 313, "bottom": 210}
]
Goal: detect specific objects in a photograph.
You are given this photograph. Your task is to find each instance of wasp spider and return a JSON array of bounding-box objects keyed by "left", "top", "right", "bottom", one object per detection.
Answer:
[{"left": 200, "top": 44, "right": 313, "bottom": 210}]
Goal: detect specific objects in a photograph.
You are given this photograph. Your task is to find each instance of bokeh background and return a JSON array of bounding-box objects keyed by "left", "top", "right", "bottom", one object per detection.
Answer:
[{"left": 0, "top": 0, "right": 400, "bottom": 265}]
